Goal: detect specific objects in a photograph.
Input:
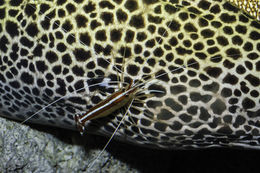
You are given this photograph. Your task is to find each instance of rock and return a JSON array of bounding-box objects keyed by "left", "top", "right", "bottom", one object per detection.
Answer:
[{"left": 0, "top": 117, "right": 139, "bottom": 173}]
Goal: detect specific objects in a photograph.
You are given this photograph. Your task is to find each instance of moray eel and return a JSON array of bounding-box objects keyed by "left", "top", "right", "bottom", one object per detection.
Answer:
[{"left": 0, "top": 0, "right": 259, "bottom": 149}]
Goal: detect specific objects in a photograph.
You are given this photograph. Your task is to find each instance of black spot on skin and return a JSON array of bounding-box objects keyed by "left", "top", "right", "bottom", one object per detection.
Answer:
[
  {"left": 136, "top": 32, "right": 147, "bottom": 42},
  {"left": 245, "top": 74, "right": 259, "bottom": 87},
  {"left": 36, "top": 61, "right": 48, "bottom": 73},
  {"left": 175, "top": 46, "right": 192, "bottom": 55},
  {"left": 148, "top": 84, "right": 166, "bottom": 97},
  {"left": 55, "top": 42, "right": 66, "bottom": 52},
  {"left": 56, "top": 78, "right": 66, "bottom": 96},
  {"left": 90, "top": 20, "right": 101, "bottom": 30},
  {"left": 20, "top": 72, "right": 34, "bottom": 85},
  {"left": 256, "top": 61, "right": 260, "bottom": 71},
  {"left": 52, "top": 65, "right": 62, "bottom": 75},
  {"left": 95, "top": 30, "right": 107, "bottom": 41},
  {"left": 9, "top": 81, "right": 20, "bottom": 89},
  {"left": 84, "top": 2, "right": 95, "bottom": 13},
  {"left": 25, "top": 23, "right": 38, "bottom": 37},
  {"left": 199, "top": 107, "right": 211, "bottom": 121},
  {"left": 210, "top": 99, "right": 226, "bottom": 115},
  {"left": 62, "top": 54, "right": 72, "bottom": 66},
  {"left": 170, "top": 121, "right": 183, "bottom": 131},
  {"left": 187, "top": 106, "right": 198, "bottom": 115},
  {"left": 207, "top": 46, "right": 219, "bottom": 54},
  {"left": 129, "top": 15, "right": 145, "bottom": 29},
  {"left": 203, "top": 82, "right": 219, "bottom": 93},
  {"left": 188, "top": 7, "right": 202, "bottom": 14},
  {"left": 233, "top": 115, "right": 246, "bottom": 128},
  {"left": 75, "top": 15, "right": 88, "bottom": 28},
  {"left": 223, "top": 2, "right": 239, "bottom": 13},
  {"left": 33, "top": 44, "right": 44, "bottom": 57},
  {"left": 247, "top": 53, "right": 259, "bottom": 60},
  {"left": 62, "top": 20, "right": 73, "bottom": 32},
  {"left": 206, "top": 21, "right": 217, "bottom": 29},
  {"left": 220, "top": 13, "right": 236, "bottom": 23},
  {"left": 245, "top": 61, "right": 253, "bottom": 70},
  {"left": 116, "top": 9, "right": 127, "bottom": 22},
  {"left": 223, "top": 73, "right": 238, "bottom": 85},
  {"left": 204, "top": 67, "right": 222, "bottom": 78},
  {"left": 46, "top": 51, "right": 58, "bottom": 63},
  {"left": 57, "top": 0, "right": 66, "bottom": 5},
  {"left": 37, "top": 79, "right": 45, "bottom": 87},
  {"left": 6, "top": 21, "right": 19, "bottom": 38},
  {"left": 97, "top": 58, "right": 110, "bottom": 69},
  {"left": 167, "top": 20, "right": 180, "bottom": 31},
  {"left": 73, "top": 48, "right": 91, "bottom": 61},
  {"left": 20, "top": 37, "right": 34, "bottom": 48},
  {"left": 177, "top": 95, "right": 187, "bottom": 105},
  {"left": 198, "top": 18, "right": 209, "bottom": 27},
  {"left": 25, "top": 3, "right": 36, "bottom": 16},
  {"left": 223, "top": 59, "right": 234, "bottom": 69},
  {"left": 153, "top": 47, "right": 164, "bottom": 57},
  {"left": 189, "top": 79, "right": 201, "bottom": 88},
  {"left": 210, "top": 4, "right": 220, "bottom": 14},
  {"left": 170, "top": 85, "right": 186, "bottom": 95},
  {"left": 134, "top": 44, "right": 142, "bottom": 54},
  {"left": 201, "top": 29, "right": 214, "bottom": 38},
  {"left": 148, "top": 25, "right": 156, "bottom": 33},
  {"left": 198, "top": 0, "right": 211, "bottom": 10},
  {"left": 154, "top": 122, "right": 167, "bottom": 132},
  {"left": 217, "top": 126, "right": 233, "bottom": 135},
  {"left": 74, "top": 80, "right": 85, "bottom": 92},
  {"left": 232, "top": 35, "right": 243, "bottom": 45},
  {"left": 99, "top": 1, "right": 115, "bottom": 9},
  {"left": 125, "top": 30, "right": 135, "bottom": 42},
  {"left": 140, "top": 118, "right": 151, "bottom": 126},
  {"left": 154, "top": 69, "right": 169, "bottom": 82},
  {"left": 86, "top": 61, "right": 95, "bottom": 69},
  {"left": 40, "top": 3, "right": 50, "bottom": 14},
  {"left": 184, "top": 23, "right": 197, "bottom": 32},
  {"left": 101, "top": 12, "right": 113, "bottom": 25},
  {"left": 58, "top": 9, "right": 65, "bottom": 17},
  {"left": 169, "top": 36, "right": 178, "bottom": 46},
  {"left": 146, "top": 100, "right": 162, "bottom": 108},
  {"left": 127, "top": 64, "right": 139, "bottom": 76},
  {"left": 179, "top": 113, "right": 192, "bottom": 123},
  {"left": 165, "top": 4, "right": 179, "bottom": 14},
  {"left": 223, "top": 26, "right": 233, "bottom": 35},
  {"left": 179, "top": 12, "right": 188, "bottom": 21},
  {"left": 147, "top": 58, "right": 155, "bottom": 66},
  {"left": 236, "top": 65, "right": 246, "bottom": 74},
  {"left": 68, "top": 97, "right": 86, "bottom": 105},
  {"left": 124, "top": 0, "right": 138, "bottom": 12},
  {"left": 148, "top": 15, "right": 162, "bottom": 24},
  {"left": 0, "top": 35, "right": 9, "bottom": 53},
  {"left": 10, "top": 0, "right": 23, "bottom": 6},
  {"left": 110, "top": 29, "right": 122, "bottom": 42},
  {"left": 72, "top": 66, "right": 84, "bottom": 76},
  {"left": 225, "top": 48, "right": 241, "bottom": 60},
  {"left": 165, "top": 98, "right": 183, "bottom": 112},
  {"left": 249, "top": 31, "right": 260, "bottom": 40},
  {"left": 66, "top": 3, "right": 76, "bottom": 14},
  {"left": 235, "top": 25, "right": 247, "bottom": 34},
  {"left": 143, "top": 0, "right": 158, "bottom": 4},
  {"left": 221, "top": 88, "right": 232, "bottom": 98}
]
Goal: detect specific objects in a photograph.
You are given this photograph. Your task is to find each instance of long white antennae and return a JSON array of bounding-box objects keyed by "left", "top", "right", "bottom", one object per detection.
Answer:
[
  {"left": 21, "top": 79, "right": 128, "bottom": 124},
  {"left": 87, "top": 98, "right": 134, "bottom": 170}
]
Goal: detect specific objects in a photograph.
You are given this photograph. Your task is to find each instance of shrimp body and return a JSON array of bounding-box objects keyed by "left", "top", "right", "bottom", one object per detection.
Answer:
[{"left": 75, "top": 80, "right": 137, "bottom": 134}]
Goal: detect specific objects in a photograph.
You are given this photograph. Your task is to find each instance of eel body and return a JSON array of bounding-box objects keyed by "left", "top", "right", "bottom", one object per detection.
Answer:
[{"left": 0, "top": 0, "right": 260, "bottom": 149}]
